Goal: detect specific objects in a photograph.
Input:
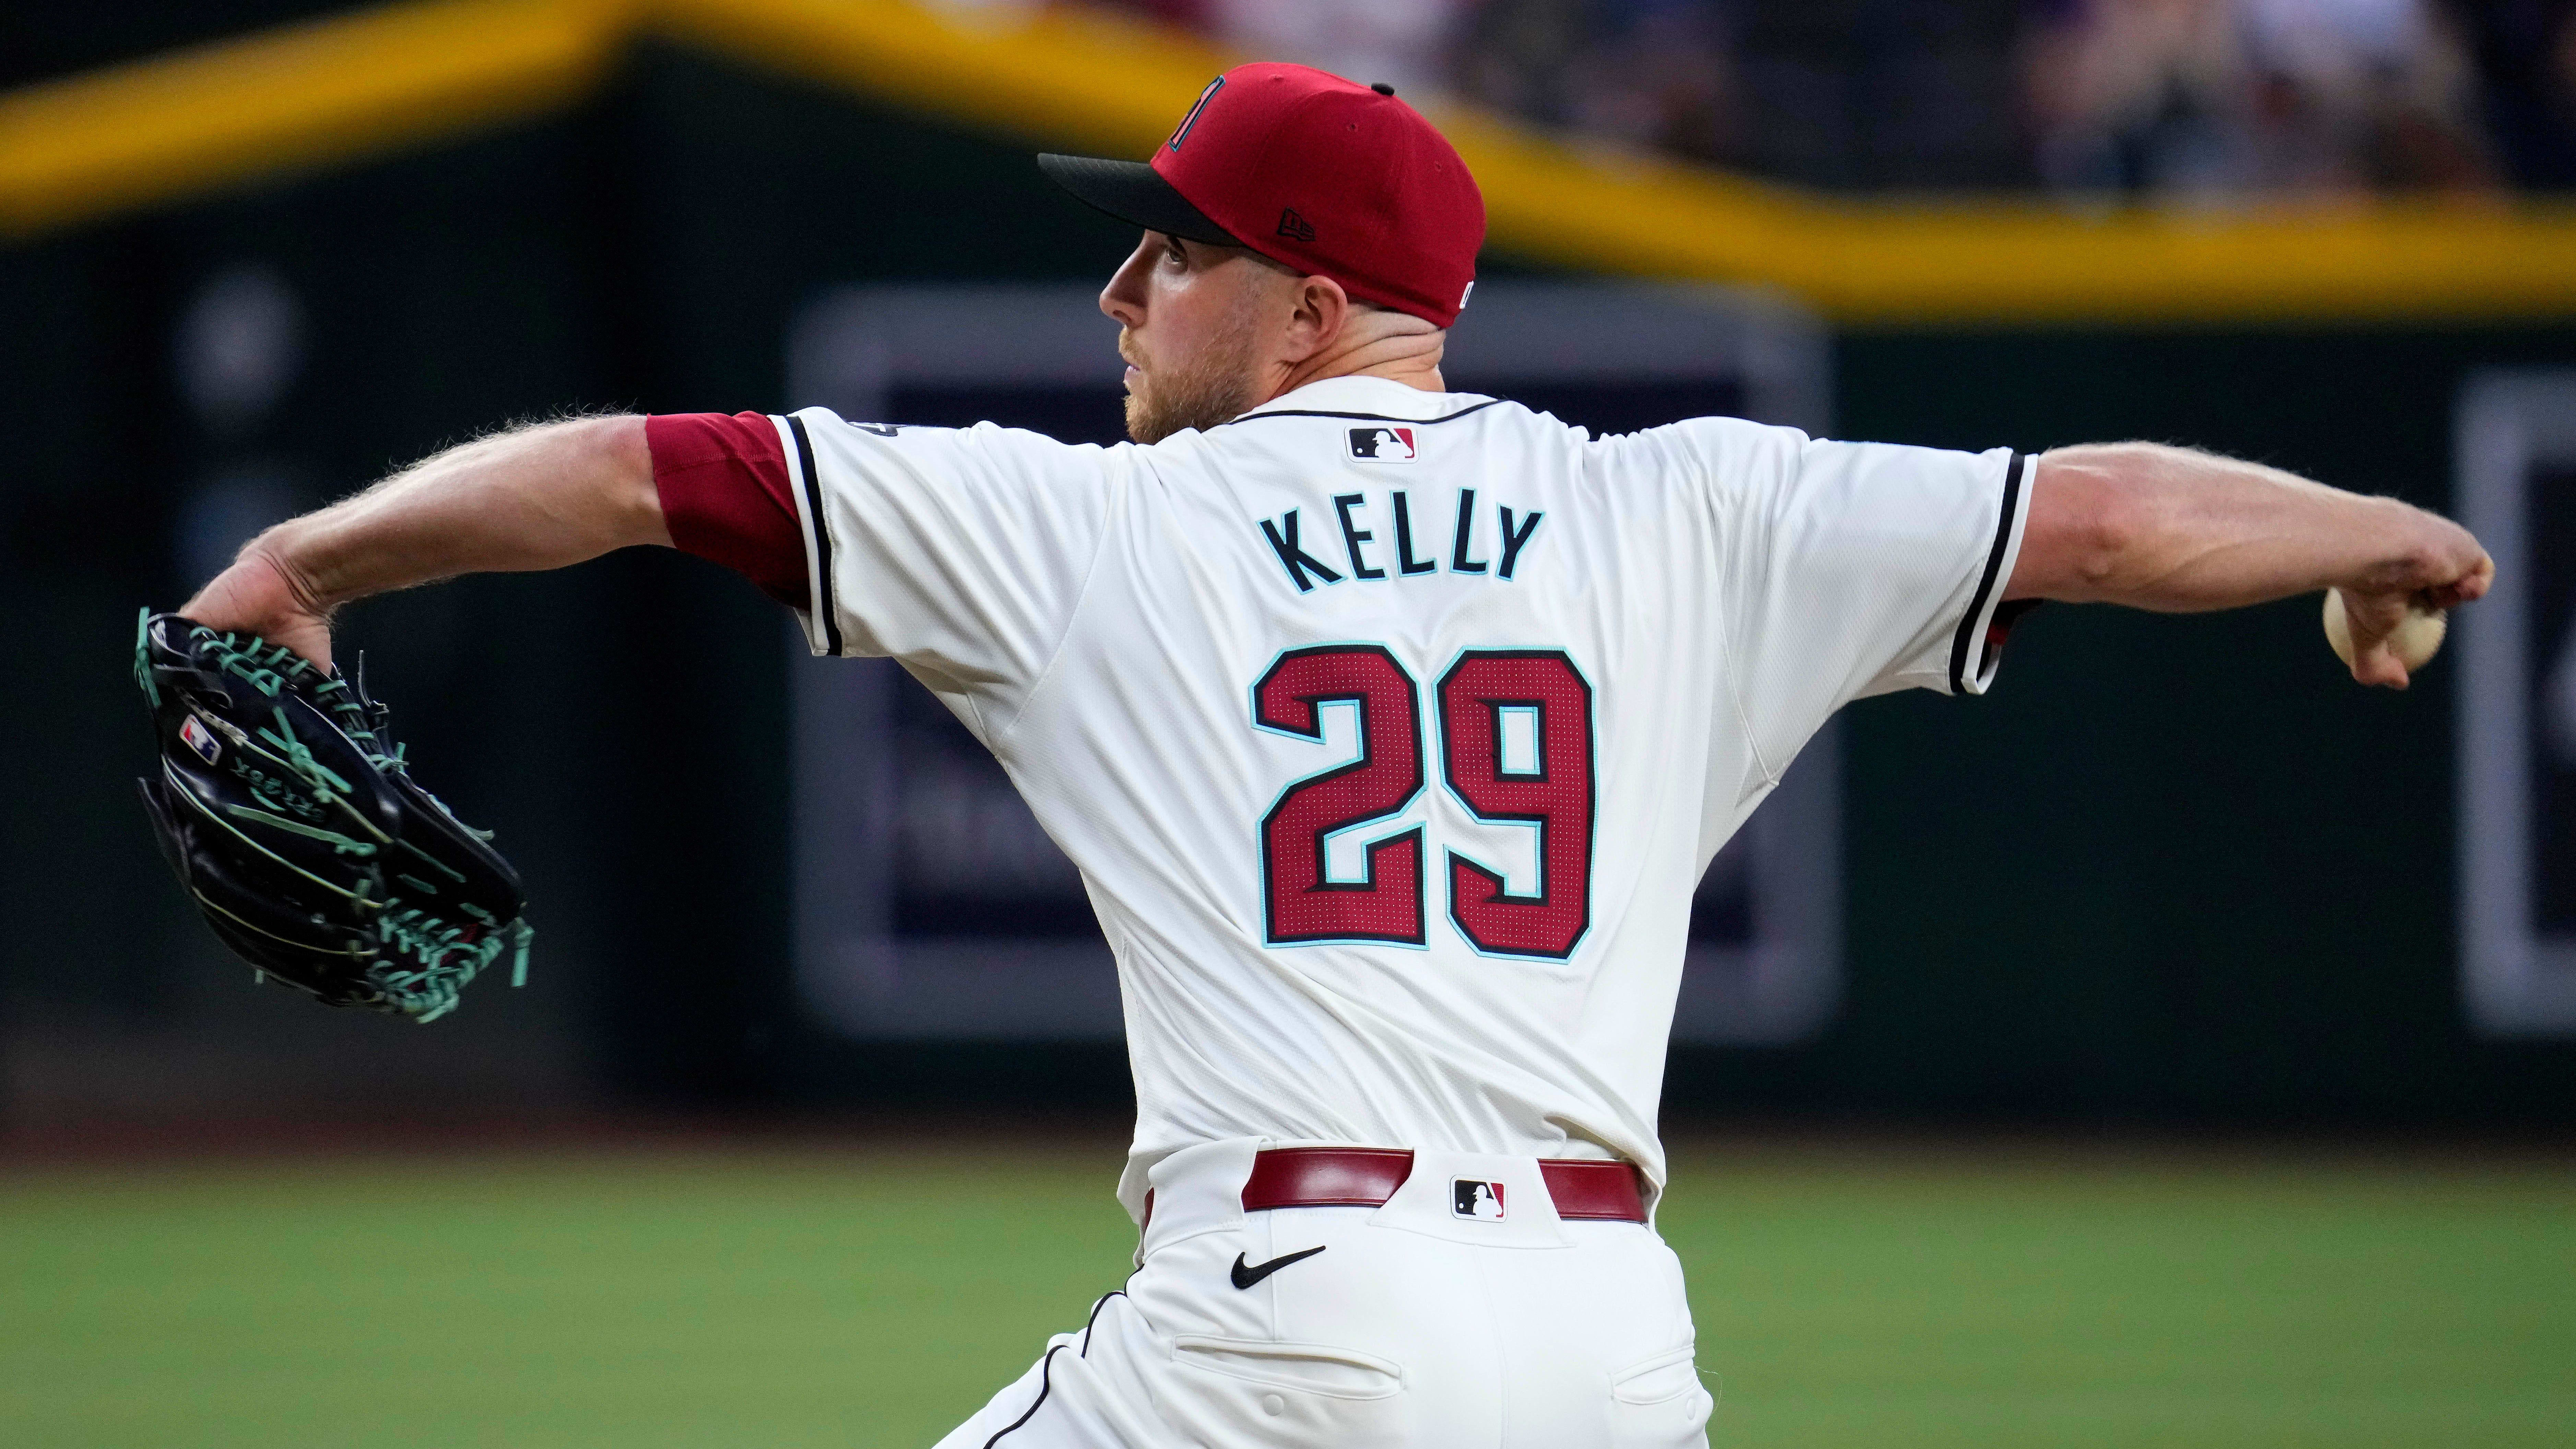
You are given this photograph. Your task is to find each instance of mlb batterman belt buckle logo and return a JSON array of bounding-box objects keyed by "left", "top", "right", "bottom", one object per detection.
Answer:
[
  {"left": 1348, "top": 426, "right": 1417, "bottom": 461},
  {"left": 1452, "top": 1178, "right": 1506, "bottom": 1221}
]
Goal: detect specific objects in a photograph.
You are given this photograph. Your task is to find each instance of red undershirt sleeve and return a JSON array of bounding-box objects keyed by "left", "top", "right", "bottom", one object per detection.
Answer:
[{"left": 646, "top": 412, "right": 810, "bottom": 609}]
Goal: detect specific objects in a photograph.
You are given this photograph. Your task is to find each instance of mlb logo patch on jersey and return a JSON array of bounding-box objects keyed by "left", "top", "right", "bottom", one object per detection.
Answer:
[
  {"left": 179, "top": 714, "right": 221, "bottom": 764},
  {"left": 1451, "top": 1178, "right": 1506, "bottom": 1221},
  {"left": 1348, "top": 425, "right": 1416, "bottom": 462}
]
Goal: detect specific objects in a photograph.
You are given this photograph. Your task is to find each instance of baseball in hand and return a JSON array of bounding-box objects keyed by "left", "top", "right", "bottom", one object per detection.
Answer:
[{"left": 2323, "top": 588, "right": 2447, "bottom": 672}]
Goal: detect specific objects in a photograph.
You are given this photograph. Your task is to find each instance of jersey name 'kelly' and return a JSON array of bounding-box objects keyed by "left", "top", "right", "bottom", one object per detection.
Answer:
[{"left": 1256, "top": 488, "right": 1545, "bottom": 591}]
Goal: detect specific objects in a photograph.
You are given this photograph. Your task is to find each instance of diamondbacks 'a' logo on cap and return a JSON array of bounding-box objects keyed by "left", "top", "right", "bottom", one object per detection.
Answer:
[
  {"left": 179, "top": 714, "right": 221, "bottom": 764},
  {"left": 1452, "top": 1179, "right": 1506, "bottom": 1221},
  {"left": 1348, "top": 426, "right": 1416, "bottom": 462},
  {"left": 1168, "top": 75, "right": 1225, "bottom": 151}
]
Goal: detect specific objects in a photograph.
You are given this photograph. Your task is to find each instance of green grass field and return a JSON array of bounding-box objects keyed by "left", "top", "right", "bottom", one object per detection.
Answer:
[{"left": 2, "top": 1139, "right": 2568, "bottom": 1448}]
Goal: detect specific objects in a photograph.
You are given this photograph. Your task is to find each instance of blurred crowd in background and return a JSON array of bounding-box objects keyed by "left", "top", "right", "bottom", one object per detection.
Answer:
[{"left": 1098, "top": 0, "right": 2576, "bottom": 196}]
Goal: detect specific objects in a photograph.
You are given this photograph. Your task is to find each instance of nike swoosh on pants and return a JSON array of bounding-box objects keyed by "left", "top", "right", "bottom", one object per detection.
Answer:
[{"left": 1229, "top": 1244, "right": 1326, "bottom": 1289}]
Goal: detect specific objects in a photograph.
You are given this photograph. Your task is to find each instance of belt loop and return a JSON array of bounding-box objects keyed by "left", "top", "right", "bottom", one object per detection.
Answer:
[{"left": 1140, "top": 1138, "right": 1264, "bottom": 1258}]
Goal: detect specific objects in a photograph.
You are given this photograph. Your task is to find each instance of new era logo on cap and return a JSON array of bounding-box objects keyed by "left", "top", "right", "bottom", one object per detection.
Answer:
[
  {"left": 1452, "top": 1179, "right": 1506, "bottom": 1221},
  {"left": 1348, "top": 426, "right": 1415, "bottom": 461}
]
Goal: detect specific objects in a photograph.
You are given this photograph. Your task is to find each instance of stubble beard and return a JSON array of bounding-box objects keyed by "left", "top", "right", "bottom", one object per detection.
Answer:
[{"left": 1122, "top": 307, "right": 1265, "bottom": 445}]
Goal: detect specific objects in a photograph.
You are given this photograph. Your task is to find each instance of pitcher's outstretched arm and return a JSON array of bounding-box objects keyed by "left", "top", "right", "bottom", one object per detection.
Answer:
[
  {"left": 2006, "top": 441, "right": 2492, "bottom": 687},
  {"left": 181, "top": 415, "right": 662, "bottom": 668}
]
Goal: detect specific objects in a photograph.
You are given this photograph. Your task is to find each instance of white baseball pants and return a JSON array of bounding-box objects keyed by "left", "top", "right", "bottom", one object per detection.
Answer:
[{"left": 931, "top": 1138, "right": 1713, "bottom": 1449}]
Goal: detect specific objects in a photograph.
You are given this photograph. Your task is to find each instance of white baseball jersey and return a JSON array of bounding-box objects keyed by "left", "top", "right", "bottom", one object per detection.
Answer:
[{"left": 770, "top": 374, "right": 2029, "bottom": 1218}]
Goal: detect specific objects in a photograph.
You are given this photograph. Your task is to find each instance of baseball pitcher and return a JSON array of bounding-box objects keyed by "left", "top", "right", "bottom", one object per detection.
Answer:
[{"left": 171, "top": 63, "right": 2492, "bottom": 1449}]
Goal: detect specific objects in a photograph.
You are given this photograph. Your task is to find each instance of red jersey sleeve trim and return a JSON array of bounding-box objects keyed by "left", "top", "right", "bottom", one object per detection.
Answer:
[{"left": 648, "top": 412, "right": 809, "bottom": 608}]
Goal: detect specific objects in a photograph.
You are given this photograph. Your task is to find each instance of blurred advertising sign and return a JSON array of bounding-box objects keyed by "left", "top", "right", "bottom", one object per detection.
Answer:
[
  {"left": 785, "top": 283, "right": 1837, "bottom": 1043},
  {"left": 2458, "top": 372, "right": 2576, "bottom": 1036}
]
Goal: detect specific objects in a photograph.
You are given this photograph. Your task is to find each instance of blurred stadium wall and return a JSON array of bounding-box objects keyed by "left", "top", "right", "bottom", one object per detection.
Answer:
[{"left": 5, "top": 0, "right": 2575, "bottom": 1132}]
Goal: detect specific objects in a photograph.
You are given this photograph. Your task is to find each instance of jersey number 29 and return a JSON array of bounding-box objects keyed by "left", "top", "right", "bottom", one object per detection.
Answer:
[{"left": 1252, "top": 645, "right": 1593, "bottom": 959}]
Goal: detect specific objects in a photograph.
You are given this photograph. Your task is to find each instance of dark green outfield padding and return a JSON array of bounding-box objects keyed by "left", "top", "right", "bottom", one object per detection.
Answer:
[{"left": 1, "top": 1143, "right": 2569, "bottom": 1448}]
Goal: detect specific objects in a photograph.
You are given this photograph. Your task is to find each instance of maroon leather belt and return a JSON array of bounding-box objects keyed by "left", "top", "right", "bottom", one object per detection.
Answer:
[{"left": 1150, "top": 1147, "right": 1646, "bottom": 1224}]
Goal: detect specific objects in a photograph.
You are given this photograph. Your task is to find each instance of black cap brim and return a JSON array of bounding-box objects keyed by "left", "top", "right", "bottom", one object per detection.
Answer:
[{"left": 1037, "top": 153, "right": 1239, "bottom": 246}]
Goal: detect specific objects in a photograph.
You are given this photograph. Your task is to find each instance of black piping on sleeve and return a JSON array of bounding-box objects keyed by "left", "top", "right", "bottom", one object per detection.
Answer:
[
  {"left": 1947, "top": 451, "right": 2028, "bottom": 695},
  {"left": 983, "top": 1345, "right": 1063, "bottom": 1447},
  {"left": 784, "top": 414, "right": 844, "bottom": 657}
]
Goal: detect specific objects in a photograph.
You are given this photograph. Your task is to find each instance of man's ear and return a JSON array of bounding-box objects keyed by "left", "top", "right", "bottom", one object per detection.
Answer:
[{"left": 1282, "top": 272, "right": 1350, "bottom": 364}]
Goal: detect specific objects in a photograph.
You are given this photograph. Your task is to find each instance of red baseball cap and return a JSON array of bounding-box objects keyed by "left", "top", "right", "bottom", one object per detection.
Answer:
[{"left": 1039, "top": 63, "right": 1486, "bottom": 328}]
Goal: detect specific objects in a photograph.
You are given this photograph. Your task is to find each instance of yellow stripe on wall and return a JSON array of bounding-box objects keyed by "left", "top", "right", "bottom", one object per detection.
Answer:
[
  {"left": 0, "top": 0, "right": 630, "bottom": 239},
  {"left": 3, "top": 0, "right": 2573, "bottom": 324},
  {"left": 659, "top": 0, "right": 1230, "bottom": 162},
  {"left": 1447, "top": 116, "right": 2576, "bottom": 323}
]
